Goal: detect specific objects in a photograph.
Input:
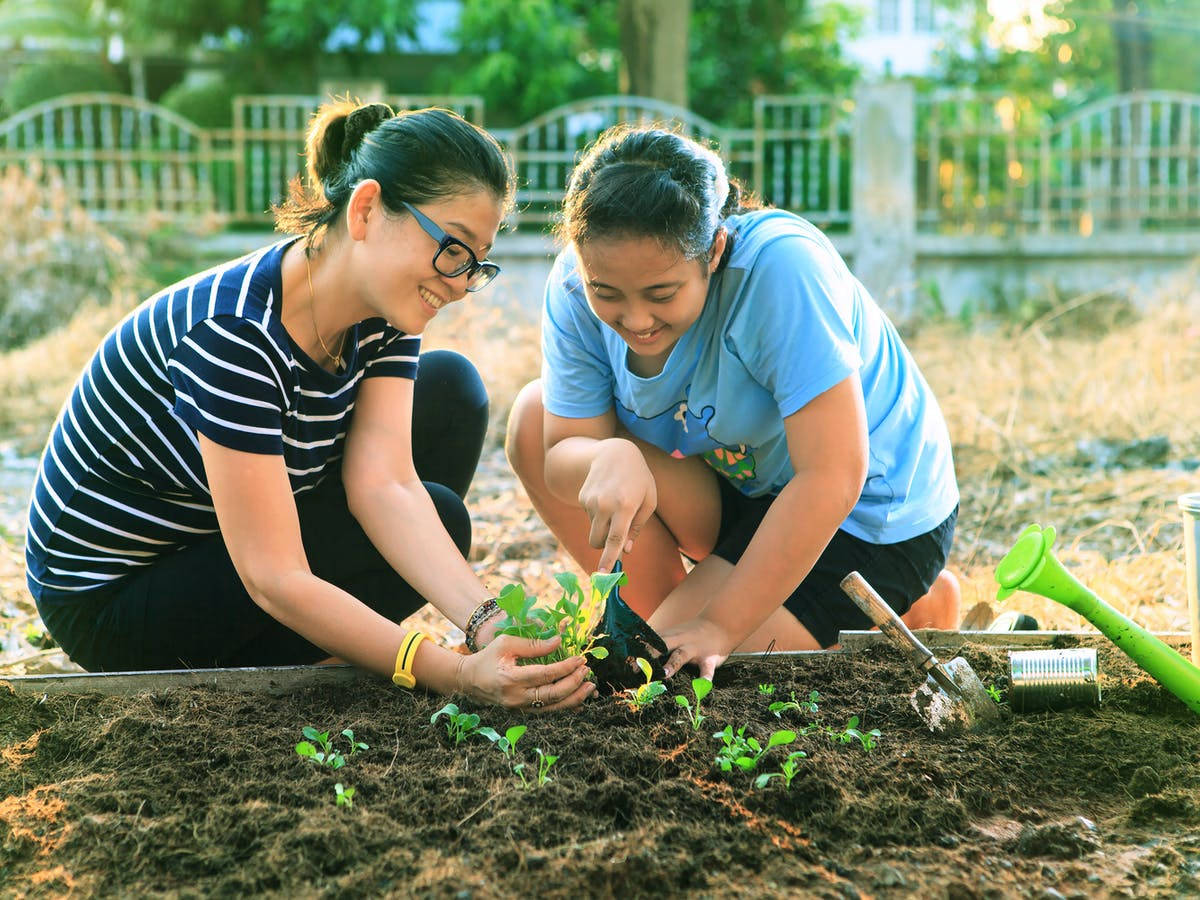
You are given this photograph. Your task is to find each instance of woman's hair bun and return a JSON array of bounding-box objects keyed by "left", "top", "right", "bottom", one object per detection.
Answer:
[
  {"left": 344, "top": 102, "right": 395, "bottom": 158},
  {"left": 306, "top": 100, "right": 394, "bottom": 188}
]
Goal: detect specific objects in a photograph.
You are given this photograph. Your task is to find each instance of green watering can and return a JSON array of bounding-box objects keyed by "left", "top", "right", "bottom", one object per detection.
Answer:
[{"left": 995, "top": 524, "right": 1200, "bottom": 716}]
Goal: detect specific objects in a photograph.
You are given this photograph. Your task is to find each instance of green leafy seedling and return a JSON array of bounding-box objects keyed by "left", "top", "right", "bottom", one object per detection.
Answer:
[
  {"left": 986, "top": 684, "right": 1003, "bottom": 703},
  {"left": 514, "top": 747, "right": 558, "bottom": 788},
  {"left": 757, "top": 683, "right": 776, "bottom": 696},
  {"left": 334, "top": 783, "right": 355, "bottom": 807},
  {"left": 768, "top": 689, "right": 821, "bottom": 719},
  {"left": 827, "top": 716, "right": 881, "bottom": 752},
  {"left": 713, "top": 724, "right": 796, "bottom": 773},
  {"left": 295, "top": 727, "right": 346, "bottom": 769},
  {"left": 674, "top": 677, "right": 713, "bottom": 730},
  {"left": 621, "top": 657, "right": 667, "bottom": 711},
  {"left": 341, "top": 729, "right": 368, "bottom": 755},
  {"left": 431, "top": 703, "right": 483, "bottom": 746},
  {"left": 478, "top": 724, "right": 527, "bottom": 759},
  {"left": 754, "top": 749, "right": 809, "bottom": 789},
  {"left": 493, "top": 572, "right": 624, "bottom": 666}
]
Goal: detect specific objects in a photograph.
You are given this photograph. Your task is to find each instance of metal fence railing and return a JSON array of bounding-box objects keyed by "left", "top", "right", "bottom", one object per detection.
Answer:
[{"left": 3, "top": 89, "right": 1198, "bottom": 238}]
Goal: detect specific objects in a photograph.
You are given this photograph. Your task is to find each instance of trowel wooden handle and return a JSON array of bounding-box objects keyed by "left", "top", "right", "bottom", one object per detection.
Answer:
[{"left": 840, "top": 571, "right": 938, "bottom": 671}]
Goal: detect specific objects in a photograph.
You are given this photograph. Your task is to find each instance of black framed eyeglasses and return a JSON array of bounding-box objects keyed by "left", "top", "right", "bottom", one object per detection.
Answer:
[{"left": 401, "top": 201, "right": 501, "bottom": 292}]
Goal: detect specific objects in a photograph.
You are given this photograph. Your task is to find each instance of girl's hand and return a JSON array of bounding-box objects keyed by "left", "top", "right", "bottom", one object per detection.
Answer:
[
  {"left": 580, "top": 438, "right": 658, "bottom": 573},
  {"left": 459, "top": 634, "right": 595, "bottom": 711},
  {"left": 657, "top": 618, "right": 735, "bottom": 682}
]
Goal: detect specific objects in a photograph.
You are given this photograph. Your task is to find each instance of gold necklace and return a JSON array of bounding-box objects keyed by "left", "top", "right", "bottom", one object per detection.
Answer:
[{"left": 305, "top": 255, "right": 345, "bottom": 370}]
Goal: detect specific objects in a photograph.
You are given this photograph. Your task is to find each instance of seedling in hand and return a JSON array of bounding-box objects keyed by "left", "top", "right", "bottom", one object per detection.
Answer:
[
  {"left": 478, "top": 724, "right": 527, "bottom": 759},
  {"left": 768, "top": 689, "right": 821, "bottom": 719},
  {"left": 334, "top": 783, "right": 355, "bottom": 807},
  {"left": 431, "top": 703, "right": 483, "bottom": 746},
  {"left": 827, "top": 716, "right": 881, "bottom": 752},
  {"left": 493, "top": 572, "right": 623, "bottom": 665},
  {"left": 713, "top": 724, "right": 796, "bottom": 773},
  {"left": 754, "top": 750, "right": 809, "bottom": 789},
  {"left": 295, "top": 727, "right": 346, "bottom": 769},
  {"left": 674, "top": 677, "right": 713, "bottom": 730},
  {"left": 621, "top": 657, "right": 667, "bottom": 711}
]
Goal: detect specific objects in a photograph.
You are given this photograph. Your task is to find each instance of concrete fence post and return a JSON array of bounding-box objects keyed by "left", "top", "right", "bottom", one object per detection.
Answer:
[{"left": 851, "top": 81, "right": 917, "bottom": 319}]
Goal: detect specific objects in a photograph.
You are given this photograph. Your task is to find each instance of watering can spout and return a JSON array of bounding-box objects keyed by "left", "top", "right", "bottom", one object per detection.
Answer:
[{"left": 995, "top": 523, "right": 1200, "bottom": 716}]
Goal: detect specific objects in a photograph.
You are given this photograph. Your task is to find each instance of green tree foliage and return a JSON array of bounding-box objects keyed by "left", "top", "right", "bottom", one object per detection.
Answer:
[
  {"left": 439, "top": 0, "right": 860, "bottom": 127},
  {"left": 3, "top": 59, "right": 123, "bottom": 112},
  {"left": 437, "top": 0, "right": 618, "bottom": 125},
  {"left": 104, "top": 0, "right": 421, "bottom": 83},
  {"left": 689, "top": 0, "right": 862, "bottom": 126},
  {"left": 932, "top": 0, "right": 1200, "bottom": 105}
]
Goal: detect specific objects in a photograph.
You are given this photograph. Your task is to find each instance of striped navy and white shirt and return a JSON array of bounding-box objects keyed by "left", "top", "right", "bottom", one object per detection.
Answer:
[{"left": 25, "top": 239, "right": 420, "bottom": 606}]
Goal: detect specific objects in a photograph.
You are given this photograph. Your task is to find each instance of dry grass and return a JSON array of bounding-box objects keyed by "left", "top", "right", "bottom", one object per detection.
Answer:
[{"left": 2, "top": 252, "right": 1198, "bottom": 675}]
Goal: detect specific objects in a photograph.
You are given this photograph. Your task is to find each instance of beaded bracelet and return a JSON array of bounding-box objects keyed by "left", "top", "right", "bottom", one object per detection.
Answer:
[{"left": 464, "top": 598, "right": 502, "bottom": 653}]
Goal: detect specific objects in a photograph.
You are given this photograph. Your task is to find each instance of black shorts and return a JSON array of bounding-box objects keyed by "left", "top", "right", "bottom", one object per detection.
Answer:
[{"left": 710, "top": 476, "right": 957, "bottom": 648}]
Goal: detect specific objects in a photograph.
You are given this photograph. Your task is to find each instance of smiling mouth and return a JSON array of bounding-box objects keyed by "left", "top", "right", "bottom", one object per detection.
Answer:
[
  {"left": 419, "top": 286, "right": 447, "bottom": 310},
  {"left": 628, "top": 325, "right": 663, "bottom": 342}
]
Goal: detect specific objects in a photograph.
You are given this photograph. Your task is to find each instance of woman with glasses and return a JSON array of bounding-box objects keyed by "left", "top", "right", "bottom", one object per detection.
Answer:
[
  {"left": 506, "top": 125, "right": 961, "bottom": 682},
  {"left": 25, "top": 100, "right": 593, "bottom": 712}
]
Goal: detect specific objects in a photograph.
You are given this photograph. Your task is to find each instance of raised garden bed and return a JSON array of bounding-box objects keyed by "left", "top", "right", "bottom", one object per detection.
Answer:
[{"left": 1, "top": 634, "right": 1197, "bottom": 898}]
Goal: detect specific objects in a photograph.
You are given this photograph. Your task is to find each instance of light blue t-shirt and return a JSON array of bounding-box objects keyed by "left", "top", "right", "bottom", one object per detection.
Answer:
[{"left": 541, "top": 209, "right": 959, "bottom": 544}]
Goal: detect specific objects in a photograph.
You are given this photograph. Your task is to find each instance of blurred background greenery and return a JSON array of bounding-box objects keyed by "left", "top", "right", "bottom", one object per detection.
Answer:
[{"left": 2, "top": 0, "right": 1197, "bottom": 127}]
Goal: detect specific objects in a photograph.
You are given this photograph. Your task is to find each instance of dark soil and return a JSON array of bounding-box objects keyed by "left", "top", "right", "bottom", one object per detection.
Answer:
[{"left": 2, "top": 641, "right": 1198, "bottom": 899}]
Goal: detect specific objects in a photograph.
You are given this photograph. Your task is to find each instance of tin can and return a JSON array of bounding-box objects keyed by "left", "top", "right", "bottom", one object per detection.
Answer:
[
  {"left": 1008, "top": 648, "right": 1101, "bottom": 712},
  {"left": 1177, "top": 493, "right": 1200, "bottom": 667}
]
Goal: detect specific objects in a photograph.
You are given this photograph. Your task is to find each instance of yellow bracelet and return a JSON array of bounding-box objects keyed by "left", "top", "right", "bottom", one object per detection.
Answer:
[{"left": 392, "top": 630, "right": 427, "bottom": 689}]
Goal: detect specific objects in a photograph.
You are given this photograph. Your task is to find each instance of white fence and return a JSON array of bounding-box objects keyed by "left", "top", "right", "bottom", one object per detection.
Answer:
[{"left": 2, "top": 87, "right": 1198, "bottom": 242}]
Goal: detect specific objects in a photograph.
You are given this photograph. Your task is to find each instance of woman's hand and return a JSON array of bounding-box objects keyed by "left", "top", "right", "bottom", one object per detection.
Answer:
[
  {"left": 580, "top": 438, "right": 658, "bottom": 573},
  {"left": 458, "top": 634, "right": 595, "bottom": 711},
  {"left": 657, "top": 617, "right": 735, "bottom": 682}
]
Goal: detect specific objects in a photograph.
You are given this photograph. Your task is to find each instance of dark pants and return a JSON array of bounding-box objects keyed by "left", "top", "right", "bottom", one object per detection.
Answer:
[
  {"left": 709, "top": 475, "right": 957, "bottom": 649},
  {"left": 40, "top": 350, "right": 489, "bottom": 672}
]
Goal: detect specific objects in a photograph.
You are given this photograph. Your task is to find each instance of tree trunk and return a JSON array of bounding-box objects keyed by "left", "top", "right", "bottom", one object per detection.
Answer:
[
  {"left": 618, "top": 0, "right": 690, "bottom": 107},
  {"left": 1110, "top": 0, "right": 1151, "bottom": 92}
]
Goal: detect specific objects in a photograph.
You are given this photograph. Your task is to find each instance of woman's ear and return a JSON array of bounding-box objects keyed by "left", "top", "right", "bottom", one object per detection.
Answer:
[
  {"left": 707, "top": 228, "right": 728, "bottom": 274},
  {"left": 345, "top": 179, "right": 382, "bottom": 241}
]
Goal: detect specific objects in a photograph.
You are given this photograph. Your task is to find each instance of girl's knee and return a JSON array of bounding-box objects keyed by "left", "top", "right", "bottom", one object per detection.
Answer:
[
  {"left": 417, "top": 349, "right": 488, "bottom": 413},
  {"left": 504, "top": 379, "right": 546, "bottom": 479},
  {"left": 426, "top": 481, "right": 472, "bottom": 558}
]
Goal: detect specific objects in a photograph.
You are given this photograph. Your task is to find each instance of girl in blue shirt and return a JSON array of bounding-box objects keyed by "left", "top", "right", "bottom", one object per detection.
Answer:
[{"left": 506, "top": 126, "right": 961, "bottom": 681}]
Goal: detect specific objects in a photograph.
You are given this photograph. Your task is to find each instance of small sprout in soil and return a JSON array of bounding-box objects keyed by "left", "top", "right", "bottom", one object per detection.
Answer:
[
  {"left": 768, "top": 689, "right": 821, "bottom": 719},
  {"left": 754, "top": 750, "right": 809, "bottom": 790},
  {"left": 757, "top": 683, "right": 776, "bottom": 696},
  {"left": 986, "top": 684, "right": 1003, "bottom": 703},
  {"left": 295, "top": 727, "right": 346, "bottom": 769},
  {"left": 827, "top": 716, "right": 882, "bottom": 752},
  {"left": 515, "top": 748, "right": 558, "bottom": 788},
  {"left": 431, "top": 703, "right": 483, "bottom": 746},
  {"left": 621, "top": 657, "right": 668, "bottom": 711},
  {"left": 334, "top": 783, "right": 355, "bottom": 807},
  {"left": 675, "top": 677, "right": 713, "bottom": 730},
  {"left": 713, "top": 724, "right": 796, "bottom": 773},
  {"left": 478, "top": 724, "right": 527, "bottom": 759},
  {"left": 341, "top": 729, "right": 368, "bottom": 755}
]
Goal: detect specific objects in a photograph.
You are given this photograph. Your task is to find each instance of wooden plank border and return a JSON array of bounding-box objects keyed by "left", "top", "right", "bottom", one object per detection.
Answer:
[{"left": 3, "top": 632, "right": 1189, "bottom": 696}]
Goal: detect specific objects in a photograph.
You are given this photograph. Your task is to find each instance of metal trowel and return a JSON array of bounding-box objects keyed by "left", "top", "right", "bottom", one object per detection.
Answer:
[{"left": 840, "top": 571, "right": 1000, "bottom": 733}]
